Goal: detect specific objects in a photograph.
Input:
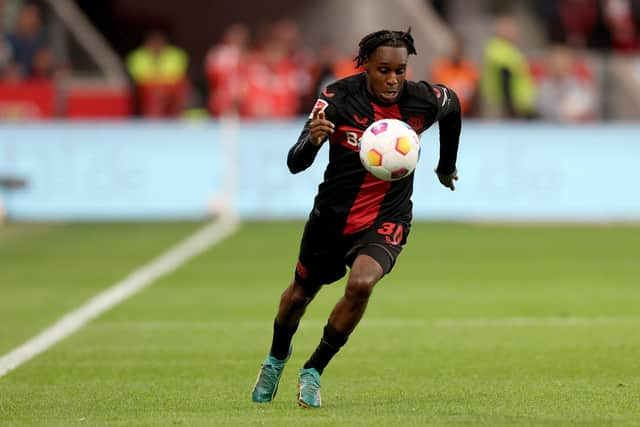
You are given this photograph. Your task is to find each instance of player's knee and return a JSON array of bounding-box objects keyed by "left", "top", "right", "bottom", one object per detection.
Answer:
[
  {"left": 345, "top": 276, "right": 375, "bottom": 302},
  {"left": 283, "top": 280, "right": 316, "bottom": 309}
]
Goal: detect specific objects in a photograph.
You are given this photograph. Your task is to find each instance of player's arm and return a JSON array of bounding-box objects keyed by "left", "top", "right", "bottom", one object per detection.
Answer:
[
  {"left": 287, "top": 105, "right": 335, "bottom": 174},
  {"left": 433, "top": 84, "right": 462, "bottom": 191}
]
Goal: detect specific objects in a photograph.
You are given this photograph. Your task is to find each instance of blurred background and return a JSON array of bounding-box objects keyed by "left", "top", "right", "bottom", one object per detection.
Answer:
[
  {"left": 2, "top": 4, "right": 639, "bottom": 422},
  {"left": 1, "top": 0, "right": 640, "bottom": 222}
]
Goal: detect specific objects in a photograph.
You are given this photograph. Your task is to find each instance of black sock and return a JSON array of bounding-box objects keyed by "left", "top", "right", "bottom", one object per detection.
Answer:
[
  {"left": 303, "top": 323, "right": 349, "bottom": 374},
  {"left": 269, "top": 320, "right": 298, "bottom": 361}
]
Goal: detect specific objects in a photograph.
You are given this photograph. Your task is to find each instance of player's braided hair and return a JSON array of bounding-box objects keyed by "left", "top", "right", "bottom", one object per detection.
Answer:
[{"left": 354, "top": 28, "right": 417, "bottom": 67}]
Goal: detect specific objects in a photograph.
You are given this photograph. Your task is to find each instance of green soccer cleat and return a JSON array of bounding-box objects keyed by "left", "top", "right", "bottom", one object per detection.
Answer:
[
  {"left": 251, "top": 349, "right": 291, "bottom": 403},
  {"left": 297, "top": 367, "right": 321, "bottom": 408}
]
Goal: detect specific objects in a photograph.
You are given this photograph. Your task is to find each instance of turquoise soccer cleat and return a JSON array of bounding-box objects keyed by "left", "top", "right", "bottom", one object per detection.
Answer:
[
  {"left": 251, "top": 349, "right": 291, "bottom": 403},
  {"left": 297, "top": 367, "right": 321, "bottom": 408}
]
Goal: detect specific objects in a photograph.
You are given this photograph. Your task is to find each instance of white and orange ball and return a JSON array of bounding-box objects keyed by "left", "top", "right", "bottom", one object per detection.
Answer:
[{"left": 359, "top": 119, "right": 420, "bottom": 181}]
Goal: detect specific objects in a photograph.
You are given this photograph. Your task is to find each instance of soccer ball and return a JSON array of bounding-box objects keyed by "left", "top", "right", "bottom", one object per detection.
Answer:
[{"left": 359, "top": 119, "right": 420, "bottom": 181}]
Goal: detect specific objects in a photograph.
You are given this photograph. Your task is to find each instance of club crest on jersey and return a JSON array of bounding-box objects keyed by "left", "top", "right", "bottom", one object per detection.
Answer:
[{"left": 308, "top": 99, "right": 329, "bottom": 118}]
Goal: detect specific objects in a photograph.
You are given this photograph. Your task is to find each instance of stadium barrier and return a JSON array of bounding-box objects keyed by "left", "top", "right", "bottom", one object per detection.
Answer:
[{"left": 0, "top": 120, "right": 638, "bottom": 222}]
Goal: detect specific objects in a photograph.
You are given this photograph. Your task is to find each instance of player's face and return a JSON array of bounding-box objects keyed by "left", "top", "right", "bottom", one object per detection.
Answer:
[{"left": 364, "top": 46, "right": 408, "bottom": 104}]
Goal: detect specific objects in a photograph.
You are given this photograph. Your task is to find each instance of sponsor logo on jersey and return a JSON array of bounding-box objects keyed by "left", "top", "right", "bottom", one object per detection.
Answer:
[{"left": 337, "top": 125, "right": 363, "bottom": 152}]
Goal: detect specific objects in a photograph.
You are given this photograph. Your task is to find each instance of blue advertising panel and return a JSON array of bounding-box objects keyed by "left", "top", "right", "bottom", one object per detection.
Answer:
[
  {"left": 237, "top": 121, "right": 640, "bottom": 222},
  {"left": 0, "top": 122, "right": 223, "bottom": 220},
  {"left": 1, "top": 121, "right": 639, "bottom": 222}
]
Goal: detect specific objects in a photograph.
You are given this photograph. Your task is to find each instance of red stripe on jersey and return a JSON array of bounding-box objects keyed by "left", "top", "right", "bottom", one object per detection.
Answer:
[
  {"left": 343, "top": 174, "right": 391, "bottom": 234},
  {"left": 343, "top": 102, "right": 401, "bottom": 235},
  {"left": 373, "top": 102, "right": 402, "bottom": 120}
]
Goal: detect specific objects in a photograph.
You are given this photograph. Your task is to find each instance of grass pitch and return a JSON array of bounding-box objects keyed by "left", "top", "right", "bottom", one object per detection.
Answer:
[{"left": 0, "top": 221, "right": 639, "bottom": 426}]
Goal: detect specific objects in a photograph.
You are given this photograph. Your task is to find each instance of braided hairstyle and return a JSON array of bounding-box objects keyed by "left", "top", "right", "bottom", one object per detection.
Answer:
[{"left": 354, "top": 28, "right": 417, "bottom": 67}]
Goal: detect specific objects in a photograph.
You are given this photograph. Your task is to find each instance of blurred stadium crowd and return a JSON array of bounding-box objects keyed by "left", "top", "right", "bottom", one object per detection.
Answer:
[{"left": 1, "top": 0, "right": 640, "bottom": 121}]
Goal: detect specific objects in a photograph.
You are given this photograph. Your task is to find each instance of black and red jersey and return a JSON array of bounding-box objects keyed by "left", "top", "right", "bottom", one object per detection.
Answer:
[{"left": 287, "top": 72, "right": 461, "bottom": 235}]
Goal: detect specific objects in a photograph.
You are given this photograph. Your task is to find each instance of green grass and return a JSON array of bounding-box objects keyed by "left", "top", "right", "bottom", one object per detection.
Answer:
[
  {"left": 0, "top": 222, "right": 203, "bottom": 355},
  {"left": 0, "top": 221, "right": 639, "bottom": 426}
]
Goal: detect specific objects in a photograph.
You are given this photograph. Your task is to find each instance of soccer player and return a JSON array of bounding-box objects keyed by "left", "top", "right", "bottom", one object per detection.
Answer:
[{"left": 251, "top": 28, "right": 461, "bottom": 408}]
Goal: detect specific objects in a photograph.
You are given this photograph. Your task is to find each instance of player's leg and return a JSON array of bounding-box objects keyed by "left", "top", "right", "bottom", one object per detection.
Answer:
[
  {"left": 298, "top": 253, "right": 383, "bottom": 408},
  {"left": 253, "top": 216, "right": 346, "bottom": 404},
  {"left": 328, "top": 253, "right": 384, "bottom": 333},
  {"left": 271, "top": 278, "right": 322, "bottom": 360},
  {"left": 251, "top": 278, "right": 321, "bottom": 404},
  {"left": 298, "top": 221, "right": 408, "bottom": 408}
]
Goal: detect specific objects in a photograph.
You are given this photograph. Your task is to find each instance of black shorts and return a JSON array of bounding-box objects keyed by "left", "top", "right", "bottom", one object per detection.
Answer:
[{"left": 294, "top": 214, "right": 410, "bottom": 286}]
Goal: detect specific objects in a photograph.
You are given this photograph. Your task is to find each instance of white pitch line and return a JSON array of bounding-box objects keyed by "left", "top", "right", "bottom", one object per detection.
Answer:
[{"left": 0, "top": 211, "right": 240, "bottom": 378}]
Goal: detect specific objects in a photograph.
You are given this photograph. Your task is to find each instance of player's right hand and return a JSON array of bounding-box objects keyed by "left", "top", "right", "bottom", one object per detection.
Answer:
[
  {"left": 309, "top": 107, "right": 335, "bottom": 146},
  {"left": 436, "top": 168, "right": 459, "bottom": 191}
]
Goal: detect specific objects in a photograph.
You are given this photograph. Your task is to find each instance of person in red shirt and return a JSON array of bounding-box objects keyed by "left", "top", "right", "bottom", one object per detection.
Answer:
[
  {"left": 204, "top": 23, "right": 250, "bottom": 117},
  {"left": 240, "top": 27, "right": 301, "bottom": 119}
]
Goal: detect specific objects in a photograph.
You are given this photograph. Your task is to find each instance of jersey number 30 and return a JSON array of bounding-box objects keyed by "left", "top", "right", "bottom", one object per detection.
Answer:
[{"left": 377, "top": 222, "right": 404, "bottom": 246}]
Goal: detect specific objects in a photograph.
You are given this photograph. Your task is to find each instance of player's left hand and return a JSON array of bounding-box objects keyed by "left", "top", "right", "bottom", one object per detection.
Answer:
[{"left": 436, "top": 169, "right": 458, "bottom": 191}]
